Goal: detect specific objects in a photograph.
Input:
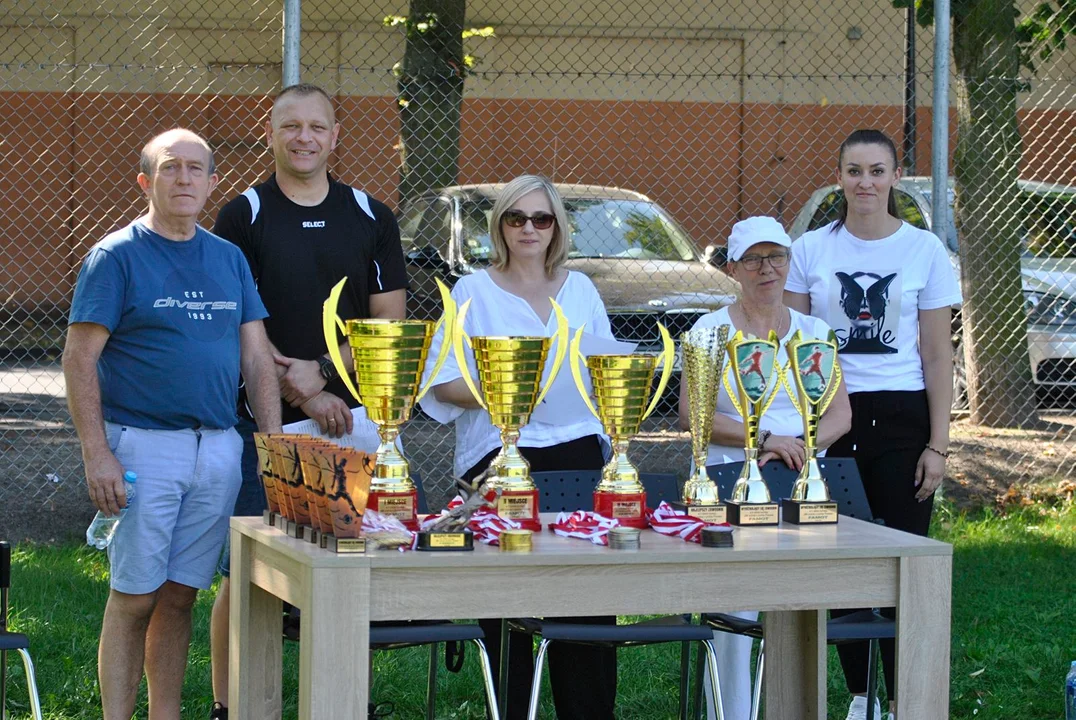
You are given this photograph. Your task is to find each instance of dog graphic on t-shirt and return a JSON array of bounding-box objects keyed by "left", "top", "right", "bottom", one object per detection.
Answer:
[{"left": 834, "top": 271, "right": 898, "bottom": 354}]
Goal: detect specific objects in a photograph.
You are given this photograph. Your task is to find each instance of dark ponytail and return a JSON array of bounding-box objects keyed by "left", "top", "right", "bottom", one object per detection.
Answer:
[{"left": 832, "top": 129, "right": 900, "bottom": 233}]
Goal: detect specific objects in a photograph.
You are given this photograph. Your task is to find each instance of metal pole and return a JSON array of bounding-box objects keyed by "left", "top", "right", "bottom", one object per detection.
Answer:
[
  {"left": 931, "top": 0, "right": 951, "bottom": 246},
  {"left": 902, "top": 6, "right": 917, "bottom": 172},
  {"left": 282, "top": 0, "right": 301, "bottom": 87}
]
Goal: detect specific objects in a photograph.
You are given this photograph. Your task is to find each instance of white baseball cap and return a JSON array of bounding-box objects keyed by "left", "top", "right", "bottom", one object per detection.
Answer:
[{"left": 727, "top": 216, "right": 792, "bottom": 262}]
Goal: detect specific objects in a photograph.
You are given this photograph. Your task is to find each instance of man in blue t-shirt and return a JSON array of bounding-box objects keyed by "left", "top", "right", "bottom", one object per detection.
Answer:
[{"left": 63, "top": 128, "right": 282, "bottom": 720}]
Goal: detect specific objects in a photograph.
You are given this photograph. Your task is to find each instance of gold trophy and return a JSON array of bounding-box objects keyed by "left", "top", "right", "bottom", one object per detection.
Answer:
[
  {"left": 453, "top": 298, "right": 569, "bottom": 531},
  {"left": 322, "top": 277, "right": 455, "bottom": 531},
  {"left": 672, "top": 324, "right": 731, "bottom": 524},
  {"left": 781, "top": 330, "right": 842, "bottom": 524},
  {"left": 569, "top": 325, "right": 675, "bottom": 528},
  {"left": 723, "top": 330, "right": 782, "bottom": 526}
]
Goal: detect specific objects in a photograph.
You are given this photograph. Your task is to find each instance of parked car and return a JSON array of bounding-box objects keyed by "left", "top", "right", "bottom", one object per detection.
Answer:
[
  {"left": 789, "top": 177, "right": 1076, "bottom": 406},
  {"left": 398, "top": 184, "right": 740, "bottom": 412}
]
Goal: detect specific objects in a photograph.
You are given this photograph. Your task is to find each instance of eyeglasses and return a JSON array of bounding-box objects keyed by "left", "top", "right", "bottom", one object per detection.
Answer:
[
  {"left": 502, "top": 210, "right": 556, "bottom": 230},
  {"left": 737, "top": 251, "right": 790, "bottom": 271}
]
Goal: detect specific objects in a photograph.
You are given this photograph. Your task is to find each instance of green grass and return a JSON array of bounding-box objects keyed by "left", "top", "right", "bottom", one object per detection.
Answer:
[{"left": 3, "top": 502, "right": 1074, "bottom": 719}]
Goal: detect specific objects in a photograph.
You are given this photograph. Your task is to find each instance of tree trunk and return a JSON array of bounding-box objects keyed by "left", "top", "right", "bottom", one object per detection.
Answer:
[
  {"left": 398, "top": 0, "right": 465, "bottom": 205},
  {"left": 951, "top": 0, "right": 1039, "bottom": 428}
]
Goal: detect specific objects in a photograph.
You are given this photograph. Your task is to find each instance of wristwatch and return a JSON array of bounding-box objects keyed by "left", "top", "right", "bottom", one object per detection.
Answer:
[
  {"left": 758, "top": 429, "right": 772, "bottom": 451},
  {"left": 316, "top": 355, "right": 339, "bottom": 382}
]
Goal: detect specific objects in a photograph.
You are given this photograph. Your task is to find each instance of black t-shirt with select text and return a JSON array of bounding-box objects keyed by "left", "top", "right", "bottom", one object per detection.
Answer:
[{"left": 213, "top": 174, "right": 409, "bottom": 424}]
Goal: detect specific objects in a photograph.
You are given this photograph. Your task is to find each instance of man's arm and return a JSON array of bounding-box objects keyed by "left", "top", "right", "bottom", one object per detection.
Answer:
[
  {"left": 63, "top": 322, "right": 127, "bottom": 516},
  {"left": 276, "top": 288, "right": 408, "bottom": 405},
  {"left": 239, "top": 320, "right": 283, "bottom": 434},
  {"left": 370, "top": 288, "right": 406, "bottom": 320}
]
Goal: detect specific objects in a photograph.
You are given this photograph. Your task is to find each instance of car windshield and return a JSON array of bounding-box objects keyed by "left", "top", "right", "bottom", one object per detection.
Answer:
[
  {"left": 1019, "top": 191, "right": 1076, "bottom": 259},
  {"left": 807, "top": 188, "right": 927, "bottom": 232},
  {"left": 460, "top": 197, "right": 697, "bottom": 262}
]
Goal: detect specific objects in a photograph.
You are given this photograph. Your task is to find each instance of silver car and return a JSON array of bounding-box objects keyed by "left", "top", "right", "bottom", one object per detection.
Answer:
[{"left": 789, "top": 177, "right": 1076, "bottom": 405}]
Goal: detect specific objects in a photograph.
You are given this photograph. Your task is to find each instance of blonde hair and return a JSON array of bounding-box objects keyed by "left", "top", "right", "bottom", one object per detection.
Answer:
[{"left": 488, "top": 175, "right": 570, "bottom": 277}]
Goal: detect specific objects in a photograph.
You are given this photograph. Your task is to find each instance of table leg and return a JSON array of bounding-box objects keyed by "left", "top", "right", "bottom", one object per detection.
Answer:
[
  {"left": 896, "top": 555, "right": 951, "bottom": 719},
  {"left": 763, "top": 610, "right": 825, "bottom": 720},
  {"left": 229, "top": 528, "right": 282, "bottom": 719},
  {"left": 299, "top": 565, "right": 370, "bottom": 720},
  {"left": 498, "top": 618, "right": 509, "bottom": 720}
]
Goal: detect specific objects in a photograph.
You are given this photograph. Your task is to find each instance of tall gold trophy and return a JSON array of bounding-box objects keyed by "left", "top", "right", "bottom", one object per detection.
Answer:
[
  {"left": 672, "top": 324, "right": 731, "bottom": 524},
  {"left": 453, "top": 298, "right": 569, "bottom": 531},
  {"left": 723, "top": 330, "right": 782, "bottom": 526},
  {"left": 569, "top": 325, "right": 675, "bottom": 528},
  {"left": 781, "top": 330, "right": 842, "bottom": 524},
  {"left": 322, "top": 277, "right": 455, "bottom": 531}
]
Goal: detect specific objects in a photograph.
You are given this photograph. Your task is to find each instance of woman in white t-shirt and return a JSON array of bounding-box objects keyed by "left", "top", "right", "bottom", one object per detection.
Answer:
[
  {"left": 785, "top": 129, "right": 962, "bottom": 720},
  {"left": 420, "top": 175, "right": 615, "bottom": 720},
  {"left": 680, "top": 216, "right": 851, "bottom": 720}
]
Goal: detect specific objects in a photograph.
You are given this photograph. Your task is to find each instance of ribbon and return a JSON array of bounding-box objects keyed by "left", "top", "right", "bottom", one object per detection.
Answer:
[
  {"left": 646, "top": 501, "right": 727, "bottom": 544},
  {"left": 361, "top": 509, "right": 416, "bottom": 551},
  {"left": 550, "top": 510, "right": 619, "bottom": 546}
]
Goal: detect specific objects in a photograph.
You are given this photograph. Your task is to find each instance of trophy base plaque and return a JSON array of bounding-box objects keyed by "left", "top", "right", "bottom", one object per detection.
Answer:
[
  {"left": 669, "top": 501, "right": 728, "bottom": 525},
  {"left": 262, "top": 510, "right": 279, "bottom": 527},
  {"left": 367, "top": 489, "right": 419, "bottom": 531},
  {"left": 781, "top": 498, "right": 838, "bottom": 525},
  {"left": 726, "top": 501, "right": 780, "bottom": 526},
  {"left": 281, "top": 519, "right": 305, "bottom": 539},
  {"left": 416, "top": 530, "right": 475, "bottom": 552},
  {"left": 593, "top": 490, "right": 648, "bottom": 529},
  {"left": 302, "top": 526, "right": 321, "bottom": 544},
  {"left": 496, "top": 489, "right": 542, "bottom": 531},
  {"left": 325, "top": 534, "right": 366, "bottom": 553}
]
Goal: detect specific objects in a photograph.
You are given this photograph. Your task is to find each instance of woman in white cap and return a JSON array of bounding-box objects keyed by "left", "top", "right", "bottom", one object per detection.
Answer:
[{"left": 680, "top": 216, "right": 851, "bottom": 720}]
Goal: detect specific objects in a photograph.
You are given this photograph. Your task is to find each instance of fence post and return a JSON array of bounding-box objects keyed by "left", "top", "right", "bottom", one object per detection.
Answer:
[
  {"left": 282, "top": 0, "right": 301, "bottom": 87},
  {"left": 931, "top": 0, "right": 951, "bottom": 246}
]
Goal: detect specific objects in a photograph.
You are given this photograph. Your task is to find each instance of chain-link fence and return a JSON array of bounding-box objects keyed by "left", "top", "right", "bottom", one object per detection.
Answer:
[{"left": 2, "top": 0, "right": 1074, "bottom": 540}]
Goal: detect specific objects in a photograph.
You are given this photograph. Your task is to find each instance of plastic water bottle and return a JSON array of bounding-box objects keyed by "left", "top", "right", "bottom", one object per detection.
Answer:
[
  {"left": 1066, "top": 661, "right": 1076, "bottom": 720},
  {"left": 85, "top": 471, "right": 137, "bottom": 550}
]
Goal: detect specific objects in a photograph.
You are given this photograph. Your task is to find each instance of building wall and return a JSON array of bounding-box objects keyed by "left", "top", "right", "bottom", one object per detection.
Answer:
[{"left": 1, "top": 0, "right": 1074, "bottom": 308}]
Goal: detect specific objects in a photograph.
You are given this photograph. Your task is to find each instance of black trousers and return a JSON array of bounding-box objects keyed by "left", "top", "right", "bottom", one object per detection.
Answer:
[
  {"left": 462, "top": 435, "right": 617, "bottom": 720},
  {"left": 828, "top": 390, "right": 933, "bottom": 700}
]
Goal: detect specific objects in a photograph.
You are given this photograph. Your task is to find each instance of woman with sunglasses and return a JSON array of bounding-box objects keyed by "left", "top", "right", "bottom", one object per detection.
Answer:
[
  {"left": 681, "top": 216, "right": 851, "bottom": 720},
  {"left": 421, "top": 174, "right": 616, "bottom": 720},
  {"left": 784, "top": 129, "right": 962, "bottom": 720}
]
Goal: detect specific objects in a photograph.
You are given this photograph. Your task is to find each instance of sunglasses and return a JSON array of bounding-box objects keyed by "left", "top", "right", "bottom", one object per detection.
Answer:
[{"left": 502, "top": 210, "right": 557, "bottom": 230}]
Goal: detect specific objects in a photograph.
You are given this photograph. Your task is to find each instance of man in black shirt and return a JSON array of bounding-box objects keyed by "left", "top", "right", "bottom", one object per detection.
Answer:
[{"left": 208, "top": 83, "right": 407, "bottom": 719}]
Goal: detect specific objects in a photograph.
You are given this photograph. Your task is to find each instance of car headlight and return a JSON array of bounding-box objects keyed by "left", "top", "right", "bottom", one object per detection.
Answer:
[{"left": 1025, "top": 291, "right": 1076, "bottom": 327}]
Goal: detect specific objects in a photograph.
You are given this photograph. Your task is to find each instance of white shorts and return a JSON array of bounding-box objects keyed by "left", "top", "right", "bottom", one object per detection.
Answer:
[{"left": 105, "top": 422, "right": 242, "bottom": 595}]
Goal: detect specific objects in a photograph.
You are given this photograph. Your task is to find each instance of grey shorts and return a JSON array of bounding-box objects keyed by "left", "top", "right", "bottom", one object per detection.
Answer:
[{"left": 105, "top": 422, "right": 242, "bottom": 595}]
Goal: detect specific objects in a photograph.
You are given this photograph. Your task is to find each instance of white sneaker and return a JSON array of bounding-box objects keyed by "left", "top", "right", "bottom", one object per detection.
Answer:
[{"left": 844, "top": 696, "right": 884, "bottom": 720}]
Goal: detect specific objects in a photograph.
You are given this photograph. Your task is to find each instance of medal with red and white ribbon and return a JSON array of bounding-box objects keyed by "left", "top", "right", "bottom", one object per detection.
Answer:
[{"left": 550, "top": 510, "right": 619, "bottom": 546}]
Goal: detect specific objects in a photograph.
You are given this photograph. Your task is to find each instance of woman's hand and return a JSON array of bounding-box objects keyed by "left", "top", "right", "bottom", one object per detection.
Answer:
[
  {"left": 758, "top": 435, "right": 806, "bottom": 471},
  {"left": 915, "top": 448, "right": 946, "bottom": 501}
]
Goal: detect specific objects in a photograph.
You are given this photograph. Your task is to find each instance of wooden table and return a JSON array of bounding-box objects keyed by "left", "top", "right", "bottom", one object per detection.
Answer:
[{"left": 229, "top": 514, "right": 952, "bottom": 719}]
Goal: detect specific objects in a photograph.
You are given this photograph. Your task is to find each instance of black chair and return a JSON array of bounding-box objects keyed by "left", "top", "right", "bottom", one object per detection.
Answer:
[
  {"left": 510, "top": 470, "right": 726, "bottom": 720},
  {"left": 690, "top": 458, "right": 893, "bottom": 720},
  {"left": 1, "top": 541, "right": 43, "bottom": 720}
]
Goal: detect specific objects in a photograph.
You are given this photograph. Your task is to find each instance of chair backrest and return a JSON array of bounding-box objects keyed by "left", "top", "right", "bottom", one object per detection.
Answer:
[
  {"left": 639, "top": 472, "right": 683, "bottom": 507},
  {"left": 412, "top": 472, "right": 430, "bottom": 515},
  {"left": 706, "top": 457, "right": 874, "bottom": 521},
  {"left": 531, "top": 470, "right": 601, "bottom": 512}
]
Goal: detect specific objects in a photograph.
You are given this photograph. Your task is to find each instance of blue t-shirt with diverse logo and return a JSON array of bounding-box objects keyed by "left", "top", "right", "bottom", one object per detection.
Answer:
[{"left": 69, "top": 221, "right": 268, "bottom": 430}]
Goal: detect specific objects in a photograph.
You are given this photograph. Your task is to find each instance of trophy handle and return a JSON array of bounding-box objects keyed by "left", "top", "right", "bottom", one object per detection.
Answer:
[
  {"left": 568, "top": 326, "right": 601, "bottom": 419},
  {"left": 322, "top": 277, "right": 363, "bottom": 405},
  {"left": 722, "top": 362, "right": 744, "bottom": 419},
  {"left": 641, "top": 322, "right": 675, "bottom": 421},
  {"left": 414, "top": 278, "right": 457, "bottom": 404},
  {"left": 533, "top": 299, "right": 569, "bottom": 407},
  {"left": 451, "top": 298, "right": 487, "bottom": 410}
]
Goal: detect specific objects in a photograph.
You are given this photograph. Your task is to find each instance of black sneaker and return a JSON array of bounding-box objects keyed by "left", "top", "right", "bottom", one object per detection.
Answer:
[
  {"left": 369, "top": 701, "right": 394, "bottom": 718},
  {"left": 210, "top": 702, "right": 228, "bottom": 720}
]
